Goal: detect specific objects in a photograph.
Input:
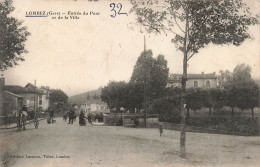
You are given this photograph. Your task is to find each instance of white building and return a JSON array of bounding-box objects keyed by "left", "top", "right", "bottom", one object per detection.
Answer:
[
  {"left": 167, "top": 72, "right": 218, "bottom": 89},
  {"left": 80, "top": 100, "right": 109, "bottom": 114}
]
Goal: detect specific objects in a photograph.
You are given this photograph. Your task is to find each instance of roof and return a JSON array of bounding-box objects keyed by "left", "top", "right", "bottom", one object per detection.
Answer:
[
  {"left": 4, "top": 84, "right": 44, "bottom": 95},
  {"left": 80, "top": 100, "right": 107, "bottom": 106},
  {"left": 169, "top": 73, "right": 217, "bottom": 80},
  {"left": 4, "top": 85, "right": 26, "bottom": 94},
  {"left": 4, "top": 91, "right": 24, "bottom": 98}
]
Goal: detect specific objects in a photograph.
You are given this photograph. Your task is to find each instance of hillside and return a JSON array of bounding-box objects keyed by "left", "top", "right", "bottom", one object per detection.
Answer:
[{"left": 69, "top": 87, "right": 102, "bottom": 104}]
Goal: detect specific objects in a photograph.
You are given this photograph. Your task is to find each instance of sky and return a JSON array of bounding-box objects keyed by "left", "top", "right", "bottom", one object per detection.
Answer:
[{"left": 1, "top": 0, "right": 260, "bottom": 96}]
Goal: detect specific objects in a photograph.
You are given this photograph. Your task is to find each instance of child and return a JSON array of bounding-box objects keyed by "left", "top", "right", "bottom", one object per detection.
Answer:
[{"left": 159, "top": 125, "right": 163, "bottom": 137}]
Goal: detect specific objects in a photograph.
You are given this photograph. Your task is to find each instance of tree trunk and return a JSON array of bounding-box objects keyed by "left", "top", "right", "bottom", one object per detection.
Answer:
[
  {"left": 209, "top": 108, "right": 211, "bottom": 117},
  {"left": 251, "top": 108, "right": 254, "bottom": 118},
  {"left": 180, "top": 76, "right": 187, "bottom": 158},
  {"left": 231, "top": 107, "right": 234, "bottom": 117},
  {"left": 180, "top": 12, "right": 189, "bottom": 159},
  {"left": 194, "top": 109, "right": 196, "bottom": 115}
]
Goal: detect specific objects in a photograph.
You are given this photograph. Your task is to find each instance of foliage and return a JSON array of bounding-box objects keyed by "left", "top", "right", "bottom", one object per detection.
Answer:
[
  {"left": 130, "top": 50, "right": 169, "bottom": 96},
  {"left": 224, "top": 64, "right": 259, "bottom": 114},
  {"left": 100, "top": 81, "right": 129, "bottom": 111},
  {"left": 185, "top": 117, "right": 259, "bottom": 136},
  {"left": 0, "top": 0, "right": 31, "bottom": 70},
  {"left": 49, "top": 89, "right": 68, "bottom": 106},
  {"left": 186, "top": 88, "right": 204, "bottom": 112},
  {"left": 150, "top": 95, "right": 181, "bottom": 123},
  {"left": 217, "top": 70, "right": 233, "bottom": 89},
  {"left": 130, "top": 50, "right": 169, "bottom": 104},
  {"left": 101, "top": 50, "right": 169, "bottom": 112},
  {"left": 130, "top": 0, "right": 259, "bottom": 61},
  {"left": 130, "top": 0, "right": 259, "bottom": 156}
]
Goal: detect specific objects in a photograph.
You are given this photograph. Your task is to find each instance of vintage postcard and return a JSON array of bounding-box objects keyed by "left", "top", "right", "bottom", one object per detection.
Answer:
[{"left": 0, "top": 0, "right": 259, "bottom": 167}]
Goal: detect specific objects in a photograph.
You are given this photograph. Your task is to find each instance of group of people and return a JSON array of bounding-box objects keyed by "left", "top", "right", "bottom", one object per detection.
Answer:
[
  {"left": 63, "top": 108, "right": 102, "bottom": 126},
  {"left": 63, "top": 107, "right": 76, "bottom": 124}
]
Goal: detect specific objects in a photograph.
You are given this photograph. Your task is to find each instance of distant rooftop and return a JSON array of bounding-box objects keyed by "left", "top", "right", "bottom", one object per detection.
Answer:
[
  {"left": 169, "top": 72, "right": 217, "bottom": 80},
  {"left": 4, "top": 84, "right": 44, "bottom": 95}
]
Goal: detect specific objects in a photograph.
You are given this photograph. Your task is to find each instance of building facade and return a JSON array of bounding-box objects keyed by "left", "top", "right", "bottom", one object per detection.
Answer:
[
  {"left": 80, "top": 100, "right": 108, "bottom": 113},
  {"left": 167, "top": 72, "right": 218, "bottom": 89},
  {"left": 4, "top": 83, "right": 50, "bottom": 112},
  {"left": 3, "top": 91, "right": 24, "bottom": 114}
]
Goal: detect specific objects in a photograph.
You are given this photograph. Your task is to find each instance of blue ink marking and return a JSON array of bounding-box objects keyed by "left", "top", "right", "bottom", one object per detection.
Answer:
[
  {"left": 110, "top": 3, "right": 128, "bottom": 18},
  {"left": 26, "top": 16, "right": 48, "bottom": 17}
]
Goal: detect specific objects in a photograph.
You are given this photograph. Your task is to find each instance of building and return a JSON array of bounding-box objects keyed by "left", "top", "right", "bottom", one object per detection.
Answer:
[
  {"left": 80, "top": 100, "right": 109, "bottom": 114},
  {"left": 39, "top": 86, "right": 50, "bottom": 111},
  {"left": 0, "top": 77, "right": 24, "bottom": 124},
  {"left": 167, "top": 72, "right": 217, "bottom": 89},
  {"left": 3, "top": 91, "right": 24, "bottom": 114},
  {"left": 4, "top": 83, "right": 49, "bottom": 112}
]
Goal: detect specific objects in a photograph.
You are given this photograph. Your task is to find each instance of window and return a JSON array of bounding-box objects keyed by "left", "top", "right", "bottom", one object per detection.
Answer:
[
  {"left": 206, "top": 80, "right": 211, "bottom": 88},
  {"left": 194, "top": 81, "right": 198, "bottom": 88}
]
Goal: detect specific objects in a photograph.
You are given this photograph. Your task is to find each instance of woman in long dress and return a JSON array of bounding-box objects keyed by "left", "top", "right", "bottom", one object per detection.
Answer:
[{"left": 79, "top": 110, "right": 86, "bottom": 126}]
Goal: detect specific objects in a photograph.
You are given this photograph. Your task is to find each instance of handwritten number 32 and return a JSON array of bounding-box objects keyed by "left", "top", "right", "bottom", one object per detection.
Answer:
[{"left": 110, "top": 3, "right": 128, "bottom": 18}]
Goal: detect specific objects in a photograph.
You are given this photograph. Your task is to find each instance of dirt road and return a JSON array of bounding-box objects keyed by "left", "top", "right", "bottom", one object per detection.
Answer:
[{"left": 1, "top": 118, "right": 259, "bottom": 167}]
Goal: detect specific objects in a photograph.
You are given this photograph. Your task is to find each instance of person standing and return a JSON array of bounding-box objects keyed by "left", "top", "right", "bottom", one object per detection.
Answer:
[
  {"left": 79, "top": 110, "right": 86, "bottom": 126},
  {"left": 49, "top": 108, "right": 54, "bottom": 124},
  {"left": 68, "top": 107, "right": 74, "bottom": 124}
]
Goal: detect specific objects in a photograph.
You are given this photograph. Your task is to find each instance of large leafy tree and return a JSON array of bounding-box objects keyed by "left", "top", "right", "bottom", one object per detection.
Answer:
[
  {"left": 130, "top": 50, "right": 169, "bottom": 100},
  {"left": 130, "top": 0, "right": 259, "bottom": 157},
  {"left": 49, "top": 89, "right": 68, "bottom": 107},
  {"left": 101, "top": 81, "right": 129, "bottom": 112},
  {"left": 224, "top": 64, "right": 259, "bottom": 117},
  {"left": 0, "top": 0, "right": 30, "bottom": 71},
  {"left": 129, "top": 50, "right": 169, "bottom": 124}
]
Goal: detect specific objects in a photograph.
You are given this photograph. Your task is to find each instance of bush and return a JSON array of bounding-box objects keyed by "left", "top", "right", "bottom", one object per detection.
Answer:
[{"left": 185, "top": 117, "right": 259, "bottom": 136}]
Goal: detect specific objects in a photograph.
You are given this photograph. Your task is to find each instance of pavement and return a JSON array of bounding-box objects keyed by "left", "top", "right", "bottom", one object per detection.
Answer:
[{"left": 0, "top": 117, "right": 260, "bottom": 167}]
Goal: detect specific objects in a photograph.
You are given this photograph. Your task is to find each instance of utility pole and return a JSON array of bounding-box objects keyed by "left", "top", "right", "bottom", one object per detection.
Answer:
[{"left": 143, "top": 35, "right": 147, "bottom": 128}]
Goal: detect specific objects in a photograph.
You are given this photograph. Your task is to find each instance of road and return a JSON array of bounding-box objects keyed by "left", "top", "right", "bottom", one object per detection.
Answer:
[{"left": 0, "top": 117, "right": 259, "bottom": 167}]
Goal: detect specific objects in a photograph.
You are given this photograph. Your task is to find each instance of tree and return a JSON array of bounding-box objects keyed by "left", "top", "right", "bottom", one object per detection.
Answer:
[
  {"left": 49, "top": 89, "right": 68, "bottom": 107},
  {"left": 101, "top": 81, "right": 129, "bottom": 112},
  {"left": 0, "top": 0, "right": 30, "bottom": 71},
  {"left": 130, "top": 50, "right": 169, "bottom": 102},
  {"left": 186, "top": 88, "right": 204, "bottom": 115},
  {"left": 130, "top": 0, "right": 258, "bottom": 157},
  {"left": 224, "top": 64, "right": 258, "bottom": 117},
  {"left": 232, "top": 63, "right": 252, "bottom": 84},
  {"left": 130, "top": 49, "right": 169, "bottom": 126},
  {"left": 246, "top": 83, "right": 259, "bottom": 117},
  {"left": 218, "top": 70, "right": 233, "bottom": 89}
]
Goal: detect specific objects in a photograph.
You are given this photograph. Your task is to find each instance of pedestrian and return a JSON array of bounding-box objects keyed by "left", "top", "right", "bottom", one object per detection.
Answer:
[
  {"left": 87, "top": 113, "right": 92, "bottom": 124},
  {"left": 49, "top": 108, "right": 54, "bottom": 124},
  {"left": 159, "top": 124, "right": 163, "bottom": 137},
  {"left": 63, "top": 113, "right": 67, "bottom": 122},
  {"left": 68, "top": 107, "right": 75, "bottom": 124},
  {"left": 79, "top": 110, "right": 86, "bottom": 126}
]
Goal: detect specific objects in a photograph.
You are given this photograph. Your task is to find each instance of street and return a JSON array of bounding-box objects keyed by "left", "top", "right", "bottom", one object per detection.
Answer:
[{"left": 1, "top": 118, "right": 260, "bottom": 167}]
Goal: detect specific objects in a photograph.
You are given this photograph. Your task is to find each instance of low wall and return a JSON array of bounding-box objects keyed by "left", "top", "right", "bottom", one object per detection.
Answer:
[{"left": 104, "top": 113, "right": 159, "bottom": 128}]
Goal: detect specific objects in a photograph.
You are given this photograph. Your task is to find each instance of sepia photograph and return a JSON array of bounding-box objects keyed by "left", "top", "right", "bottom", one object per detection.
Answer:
[{"left": 0, "top": 0, "right": 259, "bottom": 166}]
